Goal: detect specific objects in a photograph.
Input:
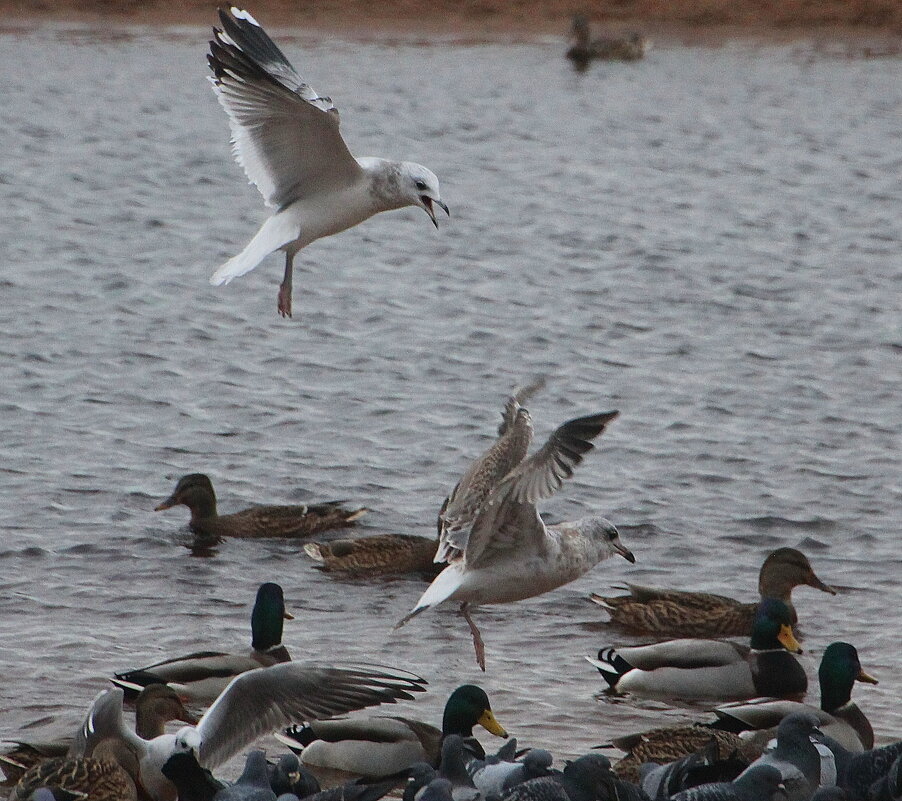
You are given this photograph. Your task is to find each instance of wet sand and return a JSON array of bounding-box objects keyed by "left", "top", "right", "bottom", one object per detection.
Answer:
[{"left": 2, "top": 0, "right": 902, "bottom": 43}]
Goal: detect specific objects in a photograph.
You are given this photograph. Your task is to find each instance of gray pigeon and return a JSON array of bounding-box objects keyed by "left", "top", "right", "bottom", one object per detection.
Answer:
[
  {"left": 439, "top": 735, "right": 481, "bottom": 801},
  {"left": 867, "top": 754, "right": 901, "bottom": 801},
  {"left": 640, "top": 740, "right": 749, "bottom": 799},
  {"left": 500, "top": 777, "right": 570, "bottom": 801},
  {"left": 470, "top": 739, "right": 523, "bottom": 797},
  {"left": 418, "top": 779, "right": 456, "bottom": 801},
  {"left": 670, "top": 764, "right": 785, "bottom": 801},
  {"left": 268, "top": 753, "right": 320, "bottom": 798},
  {"left": 499, "top": 751, "right": 555, "bottom": 794},
  {"left": 813, "top": 732, "right": 902, "bottom": 800},
  {"left": 810, "top": 789, "right": 849, "bottom": 801},
  {"left": 405, "top": 763, "right": 440, "bottom": 801},
  {"left": 215, "top": 751, "right": 277, "bottom": 801},
  {"left": 741, "top": 712, "right": 824, "bottom": 801}
]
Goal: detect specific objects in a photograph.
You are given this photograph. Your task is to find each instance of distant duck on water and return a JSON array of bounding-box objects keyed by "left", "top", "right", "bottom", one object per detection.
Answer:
[
  {"left": 155, "top": 473, "right": 366, "bottom": 541},
  {"left": 566, "top": 14, "right": 648, "bottom": 70}
]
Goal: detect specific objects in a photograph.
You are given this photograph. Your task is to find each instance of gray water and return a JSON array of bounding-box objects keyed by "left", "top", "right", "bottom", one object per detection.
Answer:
[{"left": 0, "top": 19, "right": 900, "bottom": 777}]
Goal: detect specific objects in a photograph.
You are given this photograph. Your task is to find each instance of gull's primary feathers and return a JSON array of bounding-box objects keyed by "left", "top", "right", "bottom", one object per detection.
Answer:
[
  {"left": 207, "top": 7, "right": 448, "bottom": 317},
  {"left": 74, "top": 663, "right": 426, "bottom": 801},
  {"left": 397, "top": 393, "right": 633, "bottom": 670}
]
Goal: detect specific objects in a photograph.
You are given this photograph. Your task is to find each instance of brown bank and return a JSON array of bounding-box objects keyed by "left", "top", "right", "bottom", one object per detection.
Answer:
[{"left": 3, "top": 0, "right": 902, "bottom": 41}]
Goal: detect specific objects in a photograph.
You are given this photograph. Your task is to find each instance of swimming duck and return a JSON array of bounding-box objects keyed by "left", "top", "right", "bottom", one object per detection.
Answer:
[
  {"left": 587, "top": 598, "right": 806, "bottom": 702},
  {"left": 283, "top": 685, "right": 508, "bottom": 778},
  {"left": 304, "top": 534, "right": 442, "bottom": 577},
  {"left": 73, "top": 663, "right": 426, "bottom": 801},
  {"left": 155, "top": 474, "right": 365, "bottom": 541},
  {"left": 710, "top": 642, "right": 878, "bottom": 752},
  {"left": 113, "top": 582, "right": 293, "bottom": 703},
  {"left": 591, "top": 547, "right": 835, "bottom": 637},
  {"left": 0, "top": 684, "right": 196, "bottom": 786},
  {"left": 566, "top": 15, "right": 648, "bottom": 71}
]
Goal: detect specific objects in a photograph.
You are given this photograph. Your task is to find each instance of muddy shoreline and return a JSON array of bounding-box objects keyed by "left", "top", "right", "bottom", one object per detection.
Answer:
[{"left": 2, "top": 0, "right": 902, "bottom": 44}]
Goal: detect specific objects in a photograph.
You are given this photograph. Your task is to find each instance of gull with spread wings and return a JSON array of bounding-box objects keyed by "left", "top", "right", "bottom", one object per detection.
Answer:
[
  {"left": 207, "top": 7, "right": 448, "bottom": 317},
  {"left": 396, "top": 387, "right": 635, "bottom": 670}
]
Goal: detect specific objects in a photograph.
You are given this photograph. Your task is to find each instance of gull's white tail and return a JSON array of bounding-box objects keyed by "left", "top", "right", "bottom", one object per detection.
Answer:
[
  {"left": 210, "top": 213, "right": 300, "bottom": 286},
  {"left": 394, "top": 563, "right": 463, "bottom": 629}
]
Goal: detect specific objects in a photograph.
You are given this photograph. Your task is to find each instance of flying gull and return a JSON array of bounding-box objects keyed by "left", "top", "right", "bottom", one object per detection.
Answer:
[{"left": 207, "top": 7, "right": 449, "bottom": 317}]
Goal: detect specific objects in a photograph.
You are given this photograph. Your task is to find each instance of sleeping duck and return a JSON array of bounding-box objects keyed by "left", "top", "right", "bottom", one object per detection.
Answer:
[
  {"left": 112, "top": 582, "right": 292, "bottom": 703},
  {"left": 280, "top": 684, "right": 508, "bottom": 778},
  {"left": 155, "top": 473, "right": 365, "bottom": 541},
  {"left": 710, "top": 642, "right": 878, "bottom": 752},
  {"left": 591, "top": 547, "right": 835, "bottom": 637},
  {"left": 587, "top": 598, "right": 806, "bottom": 702},
  {"left": 304, "top": 534, "right": 442, "bottom": 577},
  {"left": 566, "top": 15, "right": 648, "bottom": 71}
]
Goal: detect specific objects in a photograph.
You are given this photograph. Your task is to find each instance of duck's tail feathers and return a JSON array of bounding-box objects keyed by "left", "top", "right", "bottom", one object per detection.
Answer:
[
  {"left": 584, "top": 647, "right": 631, "bottom": 687},
  {"left": 304, "top": 543, "right": 326, "bottom": 563},
  {"left": 210, "top": 213, "right": 299, "bottom": 286}
]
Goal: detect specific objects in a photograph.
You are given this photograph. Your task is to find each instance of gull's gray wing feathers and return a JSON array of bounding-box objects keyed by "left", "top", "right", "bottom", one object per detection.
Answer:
[
  {"left": 69, "top": 688, "right": 142, "bottom": 758},
  {"left": 208, "top": 6, "right": 363, "bottom": 209},
  {"left": 195, "top": 662, "right": 427, "bottom": 768},
  {"left": 464, "top": 410, "right": 619, "bottom": 566},
  {"left": 498, "top": 377, "right": 546, "bottom": 436}
]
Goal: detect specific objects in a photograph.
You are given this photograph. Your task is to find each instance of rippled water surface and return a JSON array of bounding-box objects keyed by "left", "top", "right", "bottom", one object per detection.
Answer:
[{"left": 0, "top": 19, "right": 900, "bottom": 777}]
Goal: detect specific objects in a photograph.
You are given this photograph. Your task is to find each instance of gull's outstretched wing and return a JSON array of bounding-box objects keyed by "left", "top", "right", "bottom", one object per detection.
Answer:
[
  {"left": 464, "top": 410, "right": 619, "bottom": 566},
  {"left": 195, "top": 662, "right": 427, "bottom": 768},
  {"left": 208, "top": 7, "right": 364, "bottom": 209}
]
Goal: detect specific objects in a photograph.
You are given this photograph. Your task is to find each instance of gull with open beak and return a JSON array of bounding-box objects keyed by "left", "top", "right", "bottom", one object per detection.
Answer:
[{"left": 207, "top": 6, "right": 449, "bottom": 317}]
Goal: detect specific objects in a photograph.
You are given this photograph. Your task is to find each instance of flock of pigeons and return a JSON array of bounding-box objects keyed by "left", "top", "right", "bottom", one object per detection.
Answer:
[{"left": 3, "top": 5, "right": 896, "bottom": 801}]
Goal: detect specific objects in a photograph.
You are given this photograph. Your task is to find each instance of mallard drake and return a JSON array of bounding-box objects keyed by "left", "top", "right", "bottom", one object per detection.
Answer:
[
  {"left": 304, "top": 534, "right": 442, "bottom": 577},
  {"left": 711, "top": 642, "right": 878, "bottom": 752},
  {"left": 0, "top": 684, "right": 196, "bottom": 786},
  {"left": 587, "top": 598, "right": 806, "bottom": 702},
  {"left": 398, "top": 391, "right": 632, "bottom": 671},
  {"left": 282, "top": 685, "right": 508, "bottom": 778},
  {"left": 591, "top": 547, "right": 836, "bottom": 637},
  {"left": 73, "top": 663, "right": 426, "bottom": 801},
  {"left": 155, "top": 473, "right": 366, "bottom": 541},
  {"left": 112, "top": 582, "right": 293, "bottom": 703},
  {"left": 566, "top": 15, "right": 648, "bottom": 71}
]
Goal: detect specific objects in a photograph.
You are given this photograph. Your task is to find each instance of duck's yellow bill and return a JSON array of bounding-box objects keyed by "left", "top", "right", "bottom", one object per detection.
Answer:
[
  {"left": 778, "top": 625, "right": 802, "bottom": 653},
  {"left": 478, "top": 709, "right": 508, "bottom": 738},
  {"left": 857, "top": 668, "right": 879, "bottom": 685}
]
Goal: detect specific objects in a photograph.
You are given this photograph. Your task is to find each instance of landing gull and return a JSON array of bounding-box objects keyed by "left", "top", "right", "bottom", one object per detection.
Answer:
[
  {"left": 396, "top": 396, "right": 634, "bottom": 670},
  {"left": 207, "top": 7, "right": 449, "bottom": 317}
]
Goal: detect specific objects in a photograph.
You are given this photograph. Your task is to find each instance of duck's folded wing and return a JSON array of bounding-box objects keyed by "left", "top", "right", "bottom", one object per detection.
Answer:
[{"left": 196, "top": 663, "right": 426, "bottom": 767}]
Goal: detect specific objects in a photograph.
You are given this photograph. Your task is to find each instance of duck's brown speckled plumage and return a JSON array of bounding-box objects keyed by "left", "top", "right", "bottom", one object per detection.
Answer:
[
  {"left": 155, "top": 473, "right": 366, "bottom": 540},
  {"left": 9, "top": 755, "right": 137, "bottom": 801},
  {"left": 304, "top": 534, "right": 442, "bottom": 577},
  {"left": 610, "top": 726, "right": 762, "bottom": 784},
  {"left": 592, "top": 547, "right": 835, "bottom": 637},
  {"left": 0, "top": 685, "right": 194, "bottom": 787}
]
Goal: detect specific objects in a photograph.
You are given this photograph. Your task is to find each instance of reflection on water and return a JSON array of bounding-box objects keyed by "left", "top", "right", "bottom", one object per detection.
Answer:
[{"left": 0, "top": 22, "right": 899, "bottom": 777}]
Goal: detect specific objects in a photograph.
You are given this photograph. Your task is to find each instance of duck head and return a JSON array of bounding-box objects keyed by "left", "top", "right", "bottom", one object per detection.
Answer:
[{"left": 442, "top": 684, "right": 507, "bottom": 738}]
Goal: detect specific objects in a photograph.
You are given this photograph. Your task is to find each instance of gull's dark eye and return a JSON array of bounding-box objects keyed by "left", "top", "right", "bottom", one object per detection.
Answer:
[{"left": 415, "top": 180, "right": 427, "bottom": 191}]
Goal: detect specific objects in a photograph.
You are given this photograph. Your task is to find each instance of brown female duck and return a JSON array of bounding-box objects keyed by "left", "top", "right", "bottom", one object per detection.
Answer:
[
  {"left": 591, "top": 547, "right": 835, "bottom": 637},
  {"left": 9, "top": 748, "right": 138, "bottom": 801},
  {"left": 566, "top": 15, "right": 648, "bottom": 71},
  {"left": 304, "top": 534, "right": 442, "bottom": 577},
  {"left": 155, "top": 473, "right": 365, "bottom": 540},
  {"left": 0, "top": 685, "right": 195, "bottom": 786}
]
